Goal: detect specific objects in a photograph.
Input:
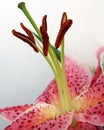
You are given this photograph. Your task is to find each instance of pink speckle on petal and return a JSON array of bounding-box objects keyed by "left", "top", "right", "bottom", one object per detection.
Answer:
[
  {"left": 4, "top": 103, "right": 73, "bottom": 130},
  {"left": 0, "top": 104, "right": 32, "bottom": 121},
  {"left": 36, "top": 80, "right": 59, "bottom": 105},
  {"left": 34, "top": 112, "right": 73, "bottom": 130},
  {"left": 65, "top": 56, "right": 92, "bottom": 98},
  {"left": 36, "top": 55, "right": 92, "bottom": 105},
  {"left": 73, "top": 47, "right": 104, "bottom": 127},
  {"left": 76, "top": 60, "right": 104, "bottom": 111},
  {"left": 75, "top": 102, "right": 104, "bottom": 126},
  {"left": 68, "top": 122, "right": 102, "bottom": 130}
]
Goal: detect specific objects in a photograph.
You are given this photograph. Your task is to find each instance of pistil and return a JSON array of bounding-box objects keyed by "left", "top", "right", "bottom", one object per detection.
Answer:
[{"left": 18, "top": 2, "right": 42, "bottom": 38}]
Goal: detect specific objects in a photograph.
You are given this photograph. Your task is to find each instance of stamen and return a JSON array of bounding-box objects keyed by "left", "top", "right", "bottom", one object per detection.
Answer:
[
  {"left": 12, "top": 29, "right": 38, "bottom": 52},
  {"left": 13, "top": 2, "right": 73, "bottom": 112},
  {"left": 40, "top": 26, "right": 49, "bottom": 56},
  {"left": 42, "top": 15, "right": 47, "bottom": 31},
  {"left": 20, "top": 23, "right": 34, "bottom": 43},
  {"left": 40, "top": 15, "right": 49, "bottom": 56},
  {"left": 55, "top": 19, "right": 73, "bottom": 49}
]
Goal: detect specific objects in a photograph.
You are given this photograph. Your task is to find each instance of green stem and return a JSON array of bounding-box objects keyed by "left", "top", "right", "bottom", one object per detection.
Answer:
[
  {"left": 60, "top": 39, "right": 72, "bottom": 111},
  {"left": 61, "top": 68, "right": 72, "bottom": 111},
  {"left": 35, "top": 39, "right": 56, "bottom": 76},
  {"left": 61, "top": 40, "right": 64, "bottom": 67},
  {"left": 49, "top": 44, "right": 72, "bottom": 112},
  {"left": 48, "top": 45, "right": 61, "bottom": 73},
  {"left": 48, "top": 46, "right": 67, "bottom": 112}
]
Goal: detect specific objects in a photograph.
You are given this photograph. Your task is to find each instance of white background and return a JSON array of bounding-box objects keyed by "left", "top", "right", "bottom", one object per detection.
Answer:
[{"left": 0, "top": 0, "right": 104, "bottom": 129}]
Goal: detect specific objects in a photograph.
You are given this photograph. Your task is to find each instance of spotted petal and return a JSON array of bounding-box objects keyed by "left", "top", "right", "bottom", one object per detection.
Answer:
[
  {"left": 36, "top": 55, "right": 92, "bottom": 106},
  {"left": 68, "top": 122, "right": 102, "bottom": 130},
  {"left": 0, "top": 104, "right": 32, "bottom": 122},
  {"left": 75, "top": 68, "right": 104, "bottom": 112},
  {"left": 5, "top": 103, "right": 74, "bottom": 130},
  {"left": 64, "top": 56, "right": 92, "bottom": 98},
  {"left": 73, "top": 47, "right": 104, "bottom": 126},
  {"left": 73, "top": 79, "right": 104, "bottom": 125},
  {"left": 74, "top": 102, "right": 104, "bottom": 126}
]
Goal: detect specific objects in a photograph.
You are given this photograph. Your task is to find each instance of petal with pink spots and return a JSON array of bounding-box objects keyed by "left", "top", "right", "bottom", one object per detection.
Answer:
[
  {"left": 0, "top": 104, "right": 32, "bottom": 122},
  {"left": 65, "top": 56, "right": 92, "bottom": 98},
  {"left": 73, "top": 54, "right": 104, "bottom": 113},
  {"left": 68, "top": 122, "right": 102, "bottom": 130},
  {"left": 36, "top": 55, "right": 92, "bottom": 105},
  {"left": 5, "top": 103, "right": 74, "bottom": 130},
  {"left": 74, "top": 102, "right": 104, "bottom": 126}
]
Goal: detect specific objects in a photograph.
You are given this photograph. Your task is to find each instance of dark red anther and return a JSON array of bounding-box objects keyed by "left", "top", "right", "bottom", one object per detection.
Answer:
[
  {"left": 42, "top": 15, "right": 47, "bottom": 31},
  {"left": 40, "top": 26, "right": 49, "bottom": 56},
  {"left": 12, "top": 23, "right": 38, "bottom": 52},
  {"left": 55, "top": 19, "right": 73, "bottom": 49},
  {"left": 20, "top": 23, "right": 34, "bottom": 43},
  {"left": 40, "top": 15, "right": 49, "bottom": 56}
]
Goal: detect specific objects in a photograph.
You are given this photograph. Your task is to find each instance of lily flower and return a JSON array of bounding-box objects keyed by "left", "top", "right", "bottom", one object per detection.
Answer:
[{"left": 0, "top": 2, "right": 104, "bottom": 130}]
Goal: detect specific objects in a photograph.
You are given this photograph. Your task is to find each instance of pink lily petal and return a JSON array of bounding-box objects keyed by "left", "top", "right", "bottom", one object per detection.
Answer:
[
  {"left": 73, "top": 47, "right": 104, "bottom": 126},
  {"left": 76, "top": 47, "right": 104, "bottom": 109},
  {"left": 97, "top": 46, "right": 104, "bottom": 62},
  {"left": 73, "top": 73, "right": 104, "bottom": 126},
  {"left": 0, "top": 104, "right": 32, "bottom": 122},
  {"left": 76, "top": 68, "right": 104, "bottom": 111},
  {"left": 35, "top": 79, "right": 59, "bottom": 106},
  {"left": 90, "top": 46, "right": 104, "bottom": 87},
  {"left": 65, "top": 56, "right": 92, "bottom": 98},
  {"left": 36, "top": 56, "right": 92, "bottom": 105},
  {"left": 68, "top": 122, "right": 102, "bottom": 130},
  {"left": 5, "top": 103, "right": 74, "bottom": 130},
  {"left": 74, "top": 102, "right": 104, "bottom": 126}
]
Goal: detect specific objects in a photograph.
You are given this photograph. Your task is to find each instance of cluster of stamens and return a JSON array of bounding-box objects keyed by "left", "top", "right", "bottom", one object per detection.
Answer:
[{"left": 12, "top": 2, "right": 73, "bottom": 113}]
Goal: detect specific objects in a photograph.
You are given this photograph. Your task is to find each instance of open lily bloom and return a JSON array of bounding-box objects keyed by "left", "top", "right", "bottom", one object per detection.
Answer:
[{"left": 0, "top": 2, "right": 104, "bottom": 130}]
